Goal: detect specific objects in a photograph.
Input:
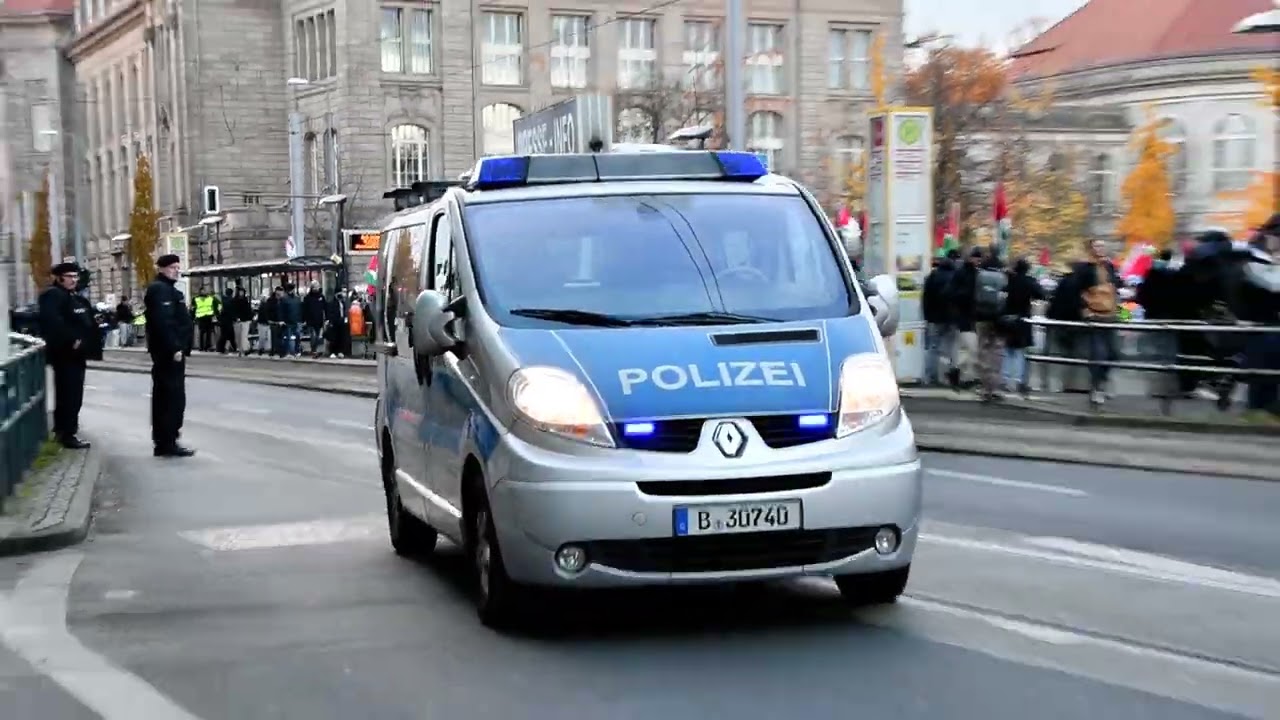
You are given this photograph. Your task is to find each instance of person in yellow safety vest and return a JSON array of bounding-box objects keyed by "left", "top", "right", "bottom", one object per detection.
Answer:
[{"left": 193, "top": 288, "right": 219, "bottom": 351}]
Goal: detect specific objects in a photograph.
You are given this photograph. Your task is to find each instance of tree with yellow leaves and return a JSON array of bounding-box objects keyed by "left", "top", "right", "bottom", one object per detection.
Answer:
[
  {"left": 1252, "top": 66, "right": 1280, "bottom": 108},
  {"left": 1210, "top": 171, "right": 1279, "bottom": 239},
  {"left": 1007, "top": 156, "right": 1090, "bottom": 269},
  {"left": 127, "top": 154, "right": 161, "bottom": 291},
  {"left": 27, "top": 176, "right": 53, "bottom": 290},
  {"left": 1117, "top": 112, "right": 1177, "bottom": 249},
  {"left": 870, "top": 32, "right": 887, "bottom": 107}
]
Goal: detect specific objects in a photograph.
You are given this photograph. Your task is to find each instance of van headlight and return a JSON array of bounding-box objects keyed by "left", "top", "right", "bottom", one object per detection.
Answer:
[
  {"left": 836, "top": 353, "right": 900, "bottom": 438},
  {"left": 508, "top": 366, "right": 615, "bottom": 448}
]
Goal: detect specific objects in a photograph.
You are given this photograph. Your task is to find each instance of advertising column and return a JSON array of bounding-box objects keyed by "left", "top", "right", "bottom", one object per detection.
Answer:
[{"left": 866, "top": 108, "right": 934, "bottom": 383}]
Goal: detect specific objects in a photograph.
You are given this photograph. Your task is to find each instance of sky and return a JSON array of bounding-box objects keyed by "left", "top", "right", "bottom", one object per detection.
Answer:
[{"left": 904, "top": 0, "right": 1089, "bottom": 53}]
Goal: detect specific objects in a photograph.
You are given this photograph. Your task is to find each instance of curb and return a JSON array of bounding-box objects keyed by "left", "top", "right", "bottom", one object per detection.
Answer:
[
  {"left": 90, "top": 363, "right": 379, "bottom": 399},
  {"left": 0, "top": 442, "right": 101, "bottom": 557},
  {"left": 914, "top": 434, "right": 1277, "bottom": 482},
  {"left": 901, "top": 395, "right": 1280, "bottom": 437}
]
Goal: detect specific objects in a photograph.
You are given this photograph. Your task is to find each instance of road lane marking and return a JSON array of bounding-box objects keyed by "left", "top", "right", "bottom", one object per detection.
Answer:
[
  {"left": 0, "top": 552, "right": 205, "bottom": 720},
  {"left": 179, "top": 514, "right": 385, "bottom": 552},
  {"left": 327, "top": 419, "right": 375, "bottom": 431},
  {"left": 919, "top": 531, "right": 1280, "bottom": 599},
  {"left": 216, "top": 404, "right": 270, "bottom": 415},
  {"left": 1022, "top": 536, "right": 1280, "bottom": 593},
  {"left": 925, "top": 468, "right": 1088, "bottom": 497}
]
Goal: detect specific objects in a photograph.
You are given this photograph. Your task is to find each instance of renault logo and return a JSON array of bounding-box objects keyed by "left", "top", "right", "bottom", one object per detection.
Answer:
[{"left": 711, "top": 421, "right": 746, "bottom": 458}]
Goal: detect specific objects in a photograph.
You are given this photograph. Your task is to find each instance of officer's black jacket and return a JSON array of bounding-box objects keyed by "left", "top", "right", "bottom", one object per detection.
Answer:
[
  {"left": 37, "top": 284, "right": 101, "bottom": 365},
  {"left": 144, "top": 274, "right": 193, "bottom": 358}
]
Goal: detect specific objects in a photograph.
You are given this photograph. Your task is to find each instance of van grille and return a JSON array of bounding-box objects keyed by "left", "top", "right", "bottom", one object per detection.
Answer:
[{"left": 612, "top": 414, "right": 836, "bottom": 453}]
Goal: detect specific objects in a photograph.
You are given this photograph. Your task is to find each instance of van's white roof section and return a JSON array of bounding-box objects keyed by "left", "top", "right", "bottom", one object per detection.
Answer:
[{"left": 460, "top": 176, "right": 801, "bottom": 205}]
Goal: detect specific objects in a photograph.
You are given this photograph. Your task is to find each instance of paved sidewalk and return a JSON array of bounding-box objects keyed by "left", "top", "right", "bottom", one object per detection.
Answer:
[{"left": 0, "top": 442, "right": 101, "bottom": 557}]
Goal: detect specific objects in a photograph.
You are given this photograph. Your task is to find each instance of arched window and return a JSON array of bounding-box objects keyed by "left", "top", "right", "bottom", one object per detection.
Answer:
[
  {"left": 481, "top": 103, "right": 522, "bottom": 155},
  {"left": 1088, "top": 153, "right": 1114, "bottom": 212},
  {"left": 390, "top": 124, "right": 429, "bottom": 188},
  {"left": 1212, "top": 114, "right": 1255, "bottom": 192},
  {"left": 747, "top": 111, "right": 783, "bottom": 171},
  {"left": 1158, "top": 119, "right": 1187, "bottom": 195},
  {"left": 616, "top": 107, "right": 652, "bottom": 144}
]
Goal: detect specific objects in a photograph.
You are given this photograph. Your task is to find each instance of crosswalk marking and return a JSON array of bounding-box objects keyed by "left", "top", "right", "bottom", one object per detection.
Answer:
[{"left": 179, "top": 514, "right": 384, "bottom": 552}]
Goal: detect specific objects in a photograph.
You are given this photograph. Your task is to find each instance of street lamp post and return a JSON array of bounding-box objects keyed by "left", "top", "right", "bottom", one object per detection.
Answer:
[
  {"left": 39, "top": 130, "right": 85, "bottom": 266},
  {"left": 112, "top": 232, "right": 131, "bottom": 298},
  {"left": 287, "top": 78, "right": 310, "bottom": 257},
  {"left": 319, "top": 194, "right": 348, "bottom": 291},
  {"left": 199, "top": 215, "right": 225, "bottom": 291}
]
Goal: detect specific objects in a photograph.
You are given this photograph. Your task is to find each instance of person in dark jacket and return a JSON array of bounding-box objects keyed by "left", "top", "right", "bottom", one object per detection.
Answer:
[
  {"left": 263, "top": 287, "right": 283, "bottom": 356},
  {"left": 216, "top": 287, "right": 239, "bottom": 354},
  {"left": 325, "top": 288, "right": 352, "bottom": 358},
  {"left": 37, "top": 262, "right": 101, "bottom": 448},
  {"left": 1068, "top": 239, "right": 1122, "bottom": 404},
  {"left": 302, "top": 281, "right": 327, "bottom": 357},
  {"left": 1136, "top": 250, "right": 1182, "bottom": 320},
  {"left": 230, "top": 286, "right": 253, "bottom": 355},
  {"left": 921, "top": 251, "right": 958, "bottom": 385},
  {"left": 1001, "top": 257, "right": 1046, "bottom": 395},
  {"left": 279, "top": 284, "right": 304, "bottom": 357},
  {"left": 115, "top": 296, "right": 135, "bottom": 347},
  {"left": 944, "top": 248, "right": 984, "bottom": 388},
  {"left": 144, "top": 254, "right": 195, "bottom": 457}
]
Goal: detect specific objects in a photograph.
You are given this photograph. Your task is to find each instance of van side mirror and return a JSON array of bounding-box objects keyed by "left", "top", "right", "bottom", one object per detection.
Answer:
[
  {"left": 412, "top": 290, "right": 457, "bottom": 357},
  {"left": 867, "top": 274, "right": 900, "bottom": 338}
]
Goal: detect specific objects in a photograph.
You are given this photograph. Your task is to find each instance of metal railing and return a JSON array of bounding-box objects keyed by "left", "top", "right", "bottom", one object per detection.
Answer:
[
  {"left": 1027, "top": 318, "right": 1280, "bottom": 414},
  {"left": 2, "top": 333, "right": 48, "bottom": 511}
]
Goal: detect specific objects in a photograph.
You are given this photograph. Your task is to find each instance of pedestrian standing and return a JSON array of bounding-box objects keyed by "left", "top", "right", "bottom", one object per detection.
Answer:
[
  {"left": 232, "top": 287, "right": 253, "bottom": 355},
  {"left": 115, "top": 295, "right": 135, "bottom": 347},
  {"left": 974, "top": 246, "right": 1008, "bottom": 401},
  {"left": 144, "top": 254, "right": 196, "bottom": 457},
  {"left": 37, "top": 262, "right": 101, "bottom": 449}
]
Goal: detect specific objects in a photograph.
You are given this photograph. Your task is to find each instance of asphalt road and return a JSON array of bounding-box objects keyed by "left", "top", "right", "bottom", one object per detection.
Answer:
[{"left": 2, "top": 370, "right": 1278, "bottom": 720}]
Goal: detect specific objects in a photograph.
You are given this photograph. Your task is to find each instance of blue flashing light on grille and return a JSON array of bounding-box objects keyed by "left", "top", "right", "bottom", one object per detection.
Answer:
[
  {"left": 472, "top": 156, "right": 530, "bottom": 189},
  {"left": 797, "top": 414, "right": 830, "bottom": 429},
  {"left": 713, "top": 151, "right": 769, "bottom": 181},
  {"left": 622, "top": 422, "right": 657, "bottom": 436}
]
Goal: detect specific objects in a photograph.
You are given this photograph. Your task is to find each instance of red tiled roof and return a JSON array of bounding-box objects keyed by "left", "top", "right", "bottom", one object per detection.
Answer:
[
  {"left": 1010, "top": 0, "right": 1278, "bottom": 80},
  {"left": 0, "top": 0, "right": 75, "bottom": 15}
]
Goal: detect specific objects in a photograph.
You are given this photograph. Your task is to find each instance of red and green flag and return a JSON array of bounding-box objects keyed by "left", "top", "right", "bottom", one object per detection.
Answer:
[{"left": 994, "top": 182, "right": 1011, "bottom": 256}]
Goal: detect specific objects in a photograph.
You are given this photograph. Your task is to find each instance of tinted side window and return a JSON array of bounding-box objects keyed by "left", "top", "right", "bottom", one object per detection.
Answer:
[
  {"left": 378, "top": 228, "right": 399, "bottom": 342},
  {"left": 388, "top": 226, "right": 423, "bottom": 343},
  {"left": 427, "top": 211, "right": 456, "bottom": 299}
]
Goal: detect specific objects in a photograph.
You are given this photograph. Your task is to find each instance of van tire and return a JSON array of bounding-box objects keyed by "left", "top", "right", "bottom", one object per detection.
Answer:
[
  {"left": 382, "top": 447, "right": 438, "bottom": 557},
  {"left": 467, "top": 483, "right": 527, "bottom": 631},
  {"left": 835, "top": 565, "right": 910, "bottom": 606}
]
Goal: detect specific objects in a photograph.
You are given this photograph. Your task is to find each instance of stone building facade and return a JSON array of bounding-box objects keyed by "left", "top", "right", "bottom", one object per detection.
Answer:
[
  {"left": 65, "top": 0, "right": 905, "bottom": 302},
  {"left": 0, "top": 0, "right": 76, "bottom": 305}
]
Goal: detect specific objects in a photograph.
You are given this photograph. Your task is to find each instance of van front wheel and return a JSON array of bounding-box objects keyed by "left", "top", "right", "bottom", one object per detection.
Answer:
[
  {"left": 470, "top": 491, "right": 528, "bottom": 630},
  {"left": 383, "top": 458, "right": 438, "bottom": 557}
]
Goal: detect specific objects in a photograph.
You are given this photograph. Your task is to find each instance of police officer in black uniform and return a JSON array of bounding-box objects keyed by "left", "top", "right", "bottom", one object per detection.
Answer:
[
  {"left": 37, "top": 262, "right": 101, "bottom": 448},
  {"left": 144, "top": 254, "right": 196, "bottom": 457}
]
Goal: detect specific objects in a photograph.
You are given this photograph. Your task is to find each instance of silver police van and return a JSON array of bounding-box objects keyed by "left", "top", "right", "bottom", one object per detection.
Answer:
[{"left": 372, "top": 150, "right": 920, "bottom": 629}]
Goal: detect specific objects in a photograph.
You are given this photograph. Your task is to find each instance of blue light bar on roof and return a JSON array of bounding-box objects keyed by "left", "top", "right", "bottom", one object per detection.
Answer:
[{"left": 467, "top": 150, "right": 769, "bottom": 190}]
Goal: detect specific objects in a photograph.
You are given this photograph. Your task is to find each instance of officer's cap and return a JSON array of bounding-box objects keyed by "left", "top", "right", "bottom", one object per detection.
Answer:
[
  {"left": 51, "top": 262, "right": 81, "bottom": 275},
  {"left": 156, "top": 254, "right": 181, "bottom": 268}
]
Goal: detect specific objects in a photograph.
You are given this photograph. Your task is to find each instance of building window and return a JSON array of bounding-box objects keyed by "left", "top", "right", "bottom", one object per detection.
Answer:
[
  {"left": 747, "top": 111, "right": 783, "bottom": 170},
  {"left": 683, "top": 20, "right": 719, "bottom": 91},
  {"left": 324, "top": 130, "right": 338, "bottom": 191},
  {"left": 550, "top": 15, "right": 590, "bottom": 89},
  {"left": 31, "top": 105, "right": 53, "bottom": 152},
  {"left": 481, "top": 12, "right": 523, "bottom": 86},
  {"left": 832, "top": 135, "right": 864, "bottom": 190},
  {"left": 295, "top": 10, "right": 337, "bottom": 80},
  {"left": 1158, "top": 119, "right": 1187, "bottom": 195},
  {"left": 481, "top": 103, "right": 522, "bottom": 155},
  {"left": 747, "top": 23, "right": 784, "bottom": 95},
  {"left": 381, "top": 6, "right": 433, "bottom": 74},
  {"left": 1212, "top": 114, "right": 1255, "bottom": 192},
  {"left": 828, "top": 27, "right": 871, "bottom": 91},
  {"left": 390, "top": 124, "right": 429, "bottom": 188},
  {"left": 617, "top": 18, "right": 657, "bottom": 90},
  {"left": 1088, "top": 153, "right": 1114, "bottom": 212},
  {"left": 305, "top": 133, "right": 320, "bottom": 196},
  {"left": 617, "top": 107, "right": 652, "bottom": 143}
]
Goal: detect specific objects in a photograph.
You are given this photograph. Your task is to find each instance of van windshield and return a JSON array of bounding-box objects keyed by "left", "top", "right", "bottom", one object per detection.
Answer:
[{"left": 463, "top": 193, "right": 855, "bottom": 327}]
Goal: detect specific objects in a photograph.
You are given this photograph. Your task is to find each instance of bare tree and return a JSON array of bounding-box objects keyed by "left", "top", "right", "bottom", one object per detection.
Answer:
[{"left": 613, "top": 67, "right": 725, "bottom": 145}]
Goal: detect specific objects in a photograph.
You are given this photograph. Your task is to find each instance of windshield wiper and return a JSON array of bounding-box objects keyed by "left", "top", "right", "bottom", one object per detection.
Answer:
[
  {"left": 509, "top": 308, "right": 635, "bottom": 327},
  {"left": 629, "top": 311, "right": 778, "bottom": 326}
]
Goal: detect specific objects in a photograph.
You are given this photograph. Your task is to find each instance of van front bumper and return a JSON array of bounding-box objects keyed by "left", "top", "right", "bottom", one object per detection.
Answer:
[{"left": 485, "top": 413, "right": 922, "bottom": 588}]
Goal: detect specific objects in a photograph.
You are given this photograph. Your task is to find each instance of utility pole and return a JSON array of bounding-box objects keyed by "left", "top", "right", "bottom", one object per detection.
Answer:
[
  {"left": 724, "top": 0, "right": 746, "bottom": 152},
  {"left": 287, "top": 78, "right": 309, "bottom": 256}
]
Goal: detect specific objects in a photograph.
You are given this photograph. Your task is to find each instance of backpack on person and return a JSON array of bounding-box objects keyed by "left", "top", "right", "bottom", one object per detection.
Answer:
[{"left": 973, "top": 268, "right": 1008, "bottom": 319}]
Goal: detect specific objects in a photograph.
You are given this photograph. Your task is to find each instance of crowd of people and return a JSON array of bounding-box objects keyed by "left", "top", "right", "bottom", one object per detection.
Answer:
[{"left": 919, "top": 220, "right": 1280, "bottom": 419}]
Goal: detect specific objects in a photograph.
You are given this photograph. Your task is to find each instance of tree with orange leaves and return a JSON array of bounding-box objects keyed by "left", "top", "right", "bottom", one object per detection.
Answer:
[
  {"left": 1252, "top": 66, "right": 1280, "bottom": 108},
  {"left": 1210, "top": 171, "right": 1279, "bottom": 239},
  {"left": 903, "top": 44, "right": 1009, "bottom": 229},
  {"left": 1117, "top": 111, "right": 1177, "bottom": 249}
]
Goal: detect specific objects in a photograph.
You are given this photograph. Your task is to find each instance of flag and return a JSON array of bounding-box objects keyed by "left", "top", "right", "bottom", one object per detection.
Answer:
[
  {"left": 363, "top": 254, "right": 379, "bottom": 296},
  {"left": 994, "top": 182, "right": 1011, "bottom": 257},
  {"left": 936, "top": 202, "right": 960, "bottom": 257},
  {"left": 1038, "top": 246, "right": 1051, "bottom": 268}
]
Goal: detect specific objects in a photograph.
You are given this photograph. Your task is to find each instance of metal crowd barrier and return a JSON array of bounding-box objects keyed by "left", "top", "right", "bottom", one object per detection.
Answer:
[
  {"left": 1027, "top": 318, "right": 1280, "bottom": 414},
  {"left": 1, "top": 333, "right": 49, "bottom": 511}
]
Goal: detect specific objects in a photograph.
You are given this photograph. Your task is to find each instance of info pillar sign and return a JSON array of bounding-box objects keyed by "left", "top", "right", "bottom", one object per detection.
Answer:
[
  {"left": 165, "top": 232, "right": 191, "bottom": 302},
  {"left": 864, "top": 107, "right": 933, "bottom": 383}
]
